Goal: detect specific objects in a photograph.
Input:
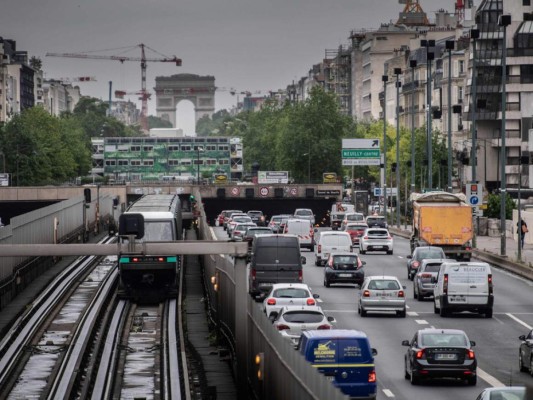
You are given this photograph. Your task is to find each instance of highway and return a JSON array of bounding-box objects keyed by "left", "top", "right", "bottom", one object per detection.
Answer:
[{"left": 213, "top": 226, "right": 533, "bottom": 399}]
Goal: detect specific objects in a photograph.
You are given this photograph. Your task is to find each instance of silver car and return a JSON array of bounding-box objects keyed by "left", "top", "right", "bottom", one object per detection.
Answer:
[
  {"left": 413, "top": 259, "right": 446, "bottom": 301},
  {"left": 359, "top": 228, "right": 393, "bottom": 255},
  {"left": 358, "top": 275, "right": 406, "bottom": 317}
]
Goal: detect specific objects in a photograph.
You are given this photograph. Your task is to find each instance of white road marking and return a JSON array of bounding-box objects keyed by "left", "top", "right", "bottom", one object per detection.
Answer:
[
  {"left": 322, "top": 310, "right": 357, "bottom": 313},
  {"left": 209, "top": 226, "right": 226, "bottom": 257},
  {"left": 506, "top": 313, "right": 533, "bottom": 330},
  {"left": 316, "top": 298, "right": 323, "bottom": 303},
  {"left": 407, "top": 311, "right": 418, "bottom": 316},
  {"left": 478, "top": 367, "right": 505, "bottom": 387},
  {"left": 382, "top": 389, "right": 395, "bottom": 397},
  {"left": 397, "top": 256, "right": 404, "bottom": 259},
  {"left": 415, "top": 319, "right": 428, "bottom": 325}
]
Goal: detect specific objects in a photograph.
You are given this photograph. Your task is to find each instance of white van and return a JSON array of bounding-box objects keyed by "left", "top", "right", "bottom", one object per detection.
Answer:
[
  {"left": 433, "top": 261, "right": 493, "bottom": 318},
  {"left": 314, "top": 231, "right": 352, "bottom": 266},
  {"left": 284, "top": 218, "right": 314, "bottom": 250}
]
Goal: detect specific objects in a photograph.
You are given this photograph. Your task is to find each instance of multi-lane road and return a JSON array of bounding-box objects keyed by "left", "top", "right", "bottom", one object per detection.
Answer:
[{"left": 214, "top": 226, "right": 533, "bottom": 399}]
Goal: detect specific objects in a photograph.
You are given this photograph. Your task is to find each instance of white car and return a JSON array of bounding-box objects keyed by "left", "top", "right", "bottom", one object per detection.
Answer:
[
  {"left": 227, "top": 215, "right": 253, "bottom": 237},
  {"left": 262, "top": 283, "right": 319, "bottom": 318},
  {"left": 358, "top": 275, "right": 406, "bottom": 317},
  {"left": 231, "top": 222, "right": 257, "bottom": 241},
  {"left": 272, "top": 305, "right": 334, "bottom": 346},
  {"left": 359, "top": 228, "right": 393, "bottom": 255}
]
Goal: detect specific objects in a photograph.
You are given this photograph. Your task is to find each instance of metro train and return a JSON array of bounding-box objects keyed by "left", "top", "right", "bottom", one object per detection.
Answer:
[{"left": 118, "top": 194, "right": 183, "bottom": 303}]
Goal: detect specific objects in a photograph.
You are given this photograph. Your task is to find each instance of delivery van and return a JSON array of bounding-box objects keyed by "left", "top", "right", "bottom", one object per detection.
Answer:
[
  {"left": 314, "top": 231, "right": 352, "bottom": 266},
  {"left": 433, "top": 261, "right": 493, "bottom": 318},
  {"left": 284, "top": 218, "right": 314, "bottom": 250},
  {"left": 298, "top": 329, "right": 378, "bottom": 399},
  {"left": 248, "top": 234, "right": 305, "bottom": 299}
]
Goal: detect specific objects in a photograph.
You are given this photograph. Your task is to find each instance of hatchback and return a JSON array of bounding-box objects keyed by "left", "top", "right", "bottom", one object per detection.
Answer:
[
  {"left": 231, "top": 222, "right": 257, "bottom": 241},
  {"left": 518, "top": 329, "right": 533, "bottom": 376},
  {"left": 358, "top": 276, "right": 406, "bottom": 317},
  {"left": 475, "top": 387, "right": 528, "bottom": 400},
  {"left": 359, "top": 228, "right": 393, "bottom": 255},
  {"left": 402, "top": 328, "right": 477, "bottom": 385},
  {"left": 243, "top": 226, "right": 273, "bottom": 249},
  {"left": 247, "top": 210, "right": 266, "bottom": 226},
  {"left": 227, "top": 215, "right": 253, "bottom": 237},
  {"left": 293, "top": 208, "right": 315, "bottom": 225},
  {"left": 406, "top": 246, "right": 446, "bottom": 280},
  {"left": 413, "top": 259, "right": 446, "bottom": 300},
  {"left": 323, "top": 252, "right": 365, "bottom": 287},
  {"left": 263, "top": 283, "right": 319, "bottom": 318},
  {"left": 366, "top": 216, "right": 387, "bottom": 228},
  {"left": 273, "top": 306, "right": 334, "bottom": 346}
]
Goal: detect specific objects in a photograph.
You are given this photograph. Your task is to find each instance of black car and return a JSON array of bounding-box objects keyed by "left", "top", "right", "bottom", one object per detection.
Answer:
[
  {"left": 406, "top": 246, "right": 446, "bottom": 280},
  {"left": 519, "top": 329, "right": 533, "bottom": 376},
  {"left": 403, "top": 328, "right": 477, "bottom": 386},
  {"left": 323, "top": 252, "right": 365, "bottom": 287},
  {"left": 365, "top": 216, "right": 387, "bottom": 228},
  {"left": 247, "top": 210, "right": 266, "bottom": 226}
]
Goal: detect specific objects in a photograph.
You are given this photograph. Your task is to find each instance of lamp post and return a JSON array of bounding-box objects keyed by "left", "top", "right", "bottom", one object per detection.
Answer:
[
  {"left": 196, "top": 145, "right": 204, "bottom": 185},
  {"left": 394, "top": 67, "right": 402, "bottom": 228},
  {"left": 409, "top": 59, "right": 417, "bottom": 194},
  {"left": 382, "top": 74, "right": 388, "bottom": 220},
  {"left": 0, "top": 151, "right": 5, "bottom": 173},
  {"left": 499, "top": 14, "right": 511, "bottom": 256},
  {"left": 470, "top": 30, "right": 480, "bottom": 186},
  {"left": 446, "top": 40, "right": 455, "bottom": 193},
  {"left": 421, "top": 39, "right": 435, "bottom": 189}
]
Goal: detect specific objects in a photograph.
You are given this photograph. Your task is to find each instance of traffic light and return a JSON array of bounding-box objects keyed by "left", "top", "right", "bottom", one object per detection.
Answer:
[
  {"left": 255, "top": 352, "right": 264, "bottom": 381},
  {"left": 113, "top": 197, "right": 119, "bottom": 209},
  {"left": 84, "top": 188, "right": 91, "bottom": 203}
]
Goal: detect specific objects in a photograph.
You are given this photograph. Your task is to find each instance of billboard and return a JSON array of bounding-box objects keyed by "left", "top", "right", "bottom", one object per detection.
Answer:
[{"left": 258, "top": 171, "right": 289, "bottom": 184}]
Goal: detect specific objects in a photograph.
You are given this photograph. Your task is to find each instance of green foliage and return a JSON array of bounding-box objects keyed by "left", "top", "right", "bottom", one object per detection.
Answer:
[
  {"left": 148, "top": 115, "right": 173, "bottom": 129},
  {"left": 486, "top": 192, "right": 515, "bottom": 219}
]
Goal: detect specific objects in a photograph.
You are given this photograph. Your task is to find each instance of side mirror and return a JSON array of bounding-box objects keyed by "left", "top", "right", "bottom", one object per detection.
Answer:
[
  {"left": 313, "top": 294, "right": 320, "bottom": 299},
  {"left": 407, "top": 255, "right": 412, "bottom": 259},
  {"left": 269, "top": 312, "right": 278, "bottom": 322},
  {"left": 371, "top": 348, "right": 378, "bottom": 356},
  {"left": 402, "top": 285, "right": 406, "bottom": 290},
  {"left": 401, "top": 340, "right": 410, "bottom": 346},
  {"left": 431, "top": 277, "right": 437, "bottom": 284},
  {"left": 301, "top": 256, "right": 306, "bottom": 265},
  {"left": 470, "top": 341, "right": 476, "bottom": 347},
  {"left": 362, "top": 261, "right": 367, "bottom": 266},
  {"left": 519, "top": 335, "right": 526, "bottom": 341},
  {"left": 327, "top": 316, "right": 336, "bottom": 323},
  {"left": 314, "top": 228, "right": 318, "bottom": 233}
]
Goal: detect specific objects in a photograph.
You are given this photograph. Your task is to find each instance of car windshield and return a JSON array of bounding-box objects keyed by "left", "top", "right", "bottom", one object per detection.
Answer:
[
  {"left": 418, "top": 249, "right": 445, "bottom": 259},
  {"left": 296, "top": 210, "right": 312, "bottom": 216},
  {"left": 233, "top": 217, "right": 251, "bottom": 223},
  {"left": 423, "top": 263, "right": 442, "bottom": 272},
  {"left": 281, "top": 311, "right": 324, "bottom": 323},
  {"left": 367, "top": 217, "right": 384, "bottom": 224},
  {"left": 420, "top": 333, "right": 468, "bottom": 347},
  {"left": 248, "top": 229, "right": 271, "bottom": 236},
  {"left": 347, "top": 224, "right": 367, "bottom": 230},
  {"left": 367, "top": 279, "right": 399, "bottom": 290},
  {"left": 332, "top": 256, "right": 358, "bottom": 270},
  {"left": 272, "top": 288, "right": 309, "bottom": 298},
  {"left": 248, "top": 211, "right": 262, "bottom": 216}
]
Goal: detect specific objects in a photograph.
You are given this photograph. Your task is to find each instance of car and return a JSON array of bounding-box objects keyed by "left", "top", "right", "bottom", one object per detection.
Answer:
[
  {"left": 222, "top": 210, "right": 243, "bottom": 230},
  {"left": 359, "top": 228, "right": 393, "bottom": 254},
  {"left": 247, "top": 210, "right": 266, "bottom": 226},
  {"left": 343, "top": 222, "right": 368, "bottom": 246},
  {"left": 413, "top": 259, "right": 446, "bottom": 301},
  {"left": 402, "top": 328, "right": 477, "bottom": 386},
  {"left": 231, "top": 222, "right": 257, "bottom": 241},
  {"left": 406, "top": 246, "right": 446, "bottom": 280},
  {"left": 519, "top": 329, "right": 533, "bottom": 376},
  {"left": 475, "top": 387, "right": 528, "bottom": 400},
  {"left": 330, "top": 212, "right": 345, "bottom": 230},
  {"left": 323, "top": 251, "right": 365, "bottom": 287},
  {"left": 268, "top": 215, "right": 284, "bottom": 233},
  {"left": 340, "top": 212, "right": 365, "bottom": 230},
  {"left": 215, "top": 210, "right": 229, "bottom": 226},
  {"left": 227, "top": 215, "right": 253, "bottom": 237},
  {"left": 273, "top": 306, "right": 334, "bottom": 346},
  {"left": 365, "top": 215, "right": 387, "bottom": 228},
  {"left": 243, "top": 226, "right": 273, "bottom": 250},
  {"left": 262, "top": 283, "right": 319, "bottom": 318},
  {"left": 284, "top": 218, "right": 314, "bottom": 250},
  {"left": 314, "top": 231, "right": 352, "bottom": 266},
  {"left": 278, "top": 214, "right": 293, "bottom": 234},
  {"left": 358, "top": 275, "right": 406, "bottom": 317},
  {"left": 293, "top": 208, "right": 315, "bottom": 225}
]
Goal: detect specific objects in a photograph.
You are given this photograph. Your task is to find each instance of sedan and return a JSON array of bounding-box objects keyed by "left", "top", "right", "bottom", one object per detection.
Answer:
[
  {"left": 475, "top": 387, "right": 528, "bottom": 400},
  {"left": 358, "top": 275, "right": 406, "bottom": 317},
  {"left": 519, "top": 329, "right": 533, "bottom": 376},
  {"left": 227, "top": 216, "right": 253, "bottom": 237},
  {"left": 413, "top": 259, "right": 446, "bottom": 301},
  {"left": 406, "top": 246, "right": 446, "bottom": 280},
  {"left": 359, "top": 228, "right": 393, "bottom": 255},
  {"left": 272, "top": 306, "right": 334, "bottom": 346},
  {"left": 262, "top": 283, "right": 319, "bottom": 318},
  {"left": 231, "top": 222, "right": 257, "bottom": 241},
  {"left": 403, "top": 328, "right": 477, "bottom": 386},
  {"left": 344, "top": 222, "right": 368, "bottom": 246},
  {"left": 323, "top": 252, "right": 365, "bottom": 287}
]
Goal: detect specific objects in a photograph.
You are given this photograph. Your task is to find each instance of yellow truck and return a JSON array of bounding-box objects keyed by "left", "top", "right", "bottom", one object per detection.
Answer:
[{"left": 410, "top": 191, "right": 473, "bottom": 260}]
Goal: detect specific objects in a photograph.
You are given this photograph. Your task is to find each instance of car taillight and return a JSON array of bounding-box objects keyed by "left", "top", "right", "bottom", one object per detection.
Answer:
[
  {"left": 488, "top": 274, "right": 493, "bottom": 295},
  {"left": 363, "top": 236, "right": 368, "bottom": 239},
  {"left": 298, "top": 270, "right": 303, "bottom": 282},
  {"left": 276, "top": 324, "right": 290, "bottom": 331},
  {"left": 416, "top": 349, "right": 425, "bottom": 359},
  {"left": 443, "top": 274, "right": 448, "bottom": 295},
  {"left": 387, "top": 236, "right": 392, "bottom": 240},
  {"left": 368, "top": 370, "right": 376, "bottom": 383},
  {"left": 398, "top": 290, "right": 405, "bottom": 298},
  {"left": 267, "top": 298, "right": 276, "bottom": 305},
  {"left": 251, "top": 269, "right": 256, "bottom": 281},
  {"left": 306, "top": 298, "right": 316, "bottom": 306},
  {"left": 412, "top": 261, "right": 420, "bottom": 269},
  {"left": 318, "top": 244, "right": 321, "bottom": 253},
  {"left": 328, "top": 259, "right": 333, "bottom": 267},
  {"left": 363, "top": 290, "right": 370, "bottom": 297},
  {"left": 467, "top": 349, "right": 475, "bottom": 359},
  {"left": 357, "top": 258, "right": 363, "bottom": 269},
  {"left": 421, "top": 273, "right": 432, "bottom": 278},
  {"left": 317, "top": 324, "right": 331, "bottom": 330}
]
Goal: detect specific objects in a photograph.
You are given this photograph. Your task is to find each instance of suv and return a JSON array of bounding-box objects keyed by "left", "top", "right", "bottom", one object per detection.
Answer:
[
  {"left": 293, "top": 208, "right": 315, "bottom": 225},
  {"left": 366, "top": 216, "right": 387, "bottom": 228},
  {"left": 406, "top": 246, "right": 446, "bottom": 280}
]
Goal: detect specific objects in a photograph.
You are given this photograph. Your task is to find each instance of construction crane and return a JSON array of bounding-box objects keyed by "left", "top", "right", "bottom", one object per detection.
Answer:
[
  {"left": 46, "top": 44, "right": 182, "bottom": 131},
  {"left": 397, "top": 0, "right": 429, "bottom": 26},
  {"left": 56, "top": 76, "right": 97, "bottom": 84}
]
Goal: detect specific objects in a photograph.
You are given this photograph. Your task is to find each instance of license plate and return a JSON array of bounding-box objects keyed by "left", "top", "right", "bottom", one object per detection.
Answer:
[
  {"left": 449, "top": 295, "right": 466, "bottom": 303},
  {"left": 339, "top": 274, "right": 352, "bottom": 277},
  {"left": 373, "top": 246, "right": 383, "bottom": 249},
  {"left": 259, "top": 283, "right": 274, "bottom": 287},
  {"left": 435, "top": 353, "right": 458, "bottom": 360}
]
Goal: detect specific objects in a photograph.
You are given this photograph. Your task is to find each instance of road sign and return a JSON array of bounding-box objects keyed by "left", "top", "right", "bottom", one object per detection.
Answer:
[
  {"left": 290, "top": 187, "right": 298, "bottom": 196},
  {"left": 342, "top": 159, "right": 381, "bottom": 166},
  {"left": 230, "top": 187, "right": 240, "bottom": 196},
  {"left": 466, "top": 183, "right": 483, "bottom": 207},
  {"left": 258, "top": 171, "right": 288, "bottom": 184},
  {"left": 342, "top": 138, "right": 380, "bottom": 149},
  {"left": 259, "top": 187, "right": 269, "bottom": 197},
  {"left": 342, "top": 149, "right": 380, "bottom": 159}
]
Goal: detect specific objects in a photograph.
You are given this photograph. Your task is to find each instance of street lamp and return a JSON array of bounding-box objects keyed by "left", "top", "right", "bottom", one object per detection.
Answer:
[
  {"left": 421, "top": 39, "right": 435, "bottom": 189},
  {"left": 382, "top": 74, "right": 389, "bottom": 220},
  {"left": 499, "top": 14, "right": 511, "bottom": 256},
  {"left": 196, "top": 145, "right": 204, "bottom": 185},
  {"left": 469, "top": 30, "right": 480, "bottom": 187},
  {"left": 409, "top": 59, "right": 417, "bottom": 194},
  {"left": 394, "top": 67, "right": 402, "bottom": 228},
  {"left": 446, "top": 39, "right": 455, "bottom": 193},
  {"left": 0, "top": 151, "right": 5, "bottom": 173}
]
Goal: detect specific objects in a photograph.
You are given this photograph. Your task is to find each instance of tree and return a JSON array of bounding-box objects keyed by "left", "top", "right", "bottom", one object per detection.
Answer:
[
  {"left": 148, "top": 115, "right": 173, "bottom": 129},
  {"left": 486, "top": 192, "right": 514, "bottom": 220}
]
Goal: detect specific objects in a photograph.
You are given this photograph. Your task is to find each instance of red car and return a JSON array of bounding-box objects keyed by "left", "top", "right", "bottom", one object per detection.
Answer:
[{"left": 344, "top": 223, "right": 368, "bottom": 245}]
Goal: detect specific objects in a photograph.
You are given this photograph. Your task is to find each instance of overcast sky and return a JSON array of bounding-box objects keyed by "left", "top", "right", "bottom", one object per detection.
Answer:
[{"left": 3, "top": 0, "right": 452, "bottom": 129}]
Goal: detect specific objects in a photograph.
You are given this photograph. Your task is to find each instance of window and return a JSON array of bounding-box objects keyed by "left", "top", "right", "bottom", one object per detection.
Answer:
[
  {"left": 131, "top": 160, "right": 141, "bottom": 166},
  {"left": 143, "top": 146, "right": 153, "bottom": 152},
  {"left": 524, "top": 0, "right": 531, "bottom": 6},
  {"left": 105, "top": 160, "right": 116, "bottom": 166},
  {"left": 219, "top": 145, "right": 229, "bottom": 151},
  {"left": 143, "top": 159, "right": 154, "bottom": 166},
  {"left": 181, "top": 145, "right": 191, "bottom": 151},
  {"left": 131, "top": 146, "right": 141, "bottom": 152},
  {"left": 168, "top": 145, "right": 180, "bottom": 151},
  {"left": 118, "top": 160, "right": 129, "bottom": 166},
  {"left": 181, "top": 160, "right": 192, "bottom": 166},
  {"left": 458, "top": 60, "right": 465, "bottom": 74},
  {"left": 219, "top": 159, "right": 229, "bottom": 165},
  {"left": 458, "top": 86, "right": 464, "bottom": 103},
  {"left": 206, "top": 145, "right": 217, "bottom": 151},
  {"left": 168, "top": 159, "right": 180, "bottom": 166}
]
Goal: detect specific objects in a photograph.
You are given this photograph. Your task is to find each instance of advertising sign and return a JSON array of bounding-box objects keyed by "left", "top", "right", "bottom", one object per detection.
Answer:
[
  {"left": 258, "top": 171, "right": 289, "bottom": 184},
  {"left": 322, "top": 172, "right": 337, "bottom": 184},
  {"left": 0, "top": 173, "right": 9, "bottom": 187}
]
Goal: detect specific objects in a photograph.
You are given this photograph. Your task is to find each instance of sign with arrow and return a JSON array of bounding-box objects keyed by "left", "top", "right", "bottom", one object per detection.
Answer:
[
  {"left": 342, "top": 139, "right": 380, "bottom": 149},
  {"left": 342, "top": 138, "right": 381, "bottom": 166}
]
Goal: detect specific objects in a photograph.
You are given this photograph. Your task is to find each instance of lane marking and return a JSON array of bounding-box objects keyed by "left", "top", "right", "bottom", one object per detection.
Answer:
[
  {"left": 506, "top": 313, "right": 533, "bottom": 330},
  {"left": 316, "top": 298, "right": 323, "bottom": 303},
  {"left": 382, "top": 389, "right": 395, "bottom": 397},
  {"left": 478, "top": 367, "right": 505, "bottom": 387},
  {"left": 415, "top": 319, "right": 428, "bottom": 325},
  {"left": 407, "top": 311, "right": 418, "bottom": 316},
  {"left": 322, "top": 310, "right": 357, "bottom": 313}
]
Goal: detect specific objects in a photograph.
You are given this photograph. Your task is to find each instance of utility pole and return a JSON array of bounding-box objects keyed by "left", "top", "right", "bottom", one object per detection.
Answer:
[
  {"left": 382, "top": 74, "right": 388, "bottom": 220},
  {"left": 394, "top": 68, "right": 402, "bottom": 228}
]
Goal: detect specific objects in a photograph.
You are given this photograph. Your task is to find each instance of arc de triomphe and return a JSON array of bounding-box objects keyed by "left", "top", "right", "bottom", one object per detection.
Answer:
[{"left": 154, "top": 74, "right": 215, "bottom": 127}]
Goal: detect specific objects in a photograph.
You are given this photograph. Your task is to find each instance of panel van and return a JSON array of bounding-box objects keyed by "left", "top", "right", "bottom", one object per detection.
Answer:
[
  {"left": 314, "top": 231, "right": 352, "bottom": 266},
  {"left": 298, "top": 329, "right": 377, "bottom": 399},
  {"left": 284, "top": 218, "right": 314, "bottom": 250},
  {"left": 248, "top": 234, "right": 305, "bottom": 299},
  {"left": 433, "top": 261, "right": 493, "bottom": 318}
]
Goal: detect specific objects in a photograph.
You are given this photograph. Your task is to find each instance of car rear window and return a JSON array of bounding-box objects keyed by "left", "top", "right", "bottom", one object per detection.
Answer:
[
  {"left": 347, "top": 224, "right": 367, "bottom": 230},
  {"left": 420, "top": 333, "right": 468, "bottom": 347},
  {"left": 347, "top": 214, "right": 364, "bottom": 221},
  {"left": 273, "top": 288, "right": 309, "bottom": 298},
  {"left": 282, "top": 311, "right": 324, "bottom": 323},
  {"left": 367, "top": 217, "right": 384, "bottom": 224},
  {"left": 255, "top": 246, "right": 300, "bottom": 264},
  {"left": 424, "top": 263, "right": 442, "bottom": 272},
  {"left": 332, "top": 256, "right": 358, "bottom": 270},
  {"left": 248, "top": 229, "right": 272, "bottom": 236},
  {"left": 296, "top": 210, "right": 313, "bottom": 216},
  {"left": 368, "top": 279, "right": 400, "bottom": 290},
  {"left": 338, "top": 339, "right": 372, "bottom": 363},
  {"left": 367, "top": 229, "right": 388, "bottom": 236},
  {"left": 418, "top": 249, "right": 445, "bottom": 259},
  {"left": 248, "top": 211, "right": 262, "bottom": 216},
  {"left": 322, "top": 235, "right": 351, "bottom": 246}
]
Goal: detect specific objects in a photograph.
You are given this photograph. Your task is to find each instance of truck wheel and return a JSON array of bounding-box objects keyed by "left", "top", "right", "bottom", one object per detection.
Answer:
[
  {"left": 485, "top": 308, "right": 493, "bottom": 318},
  {"left": 413, "top": 286, "right": 418, "bottom": 299},
  {"left": 434, "top": 302, "right": 440, "bottom": 314},
  {"left": 440, "top": 306, "right": 448, "bottom": 317}
]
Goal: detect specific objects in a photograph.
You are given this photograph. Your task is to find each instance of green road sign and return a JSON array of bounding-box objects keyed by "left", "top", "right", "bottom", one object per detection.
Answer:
[{"left": 342, "top": 149, "right": 380, "bottom": 158}]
